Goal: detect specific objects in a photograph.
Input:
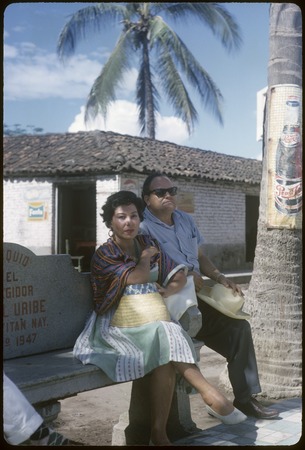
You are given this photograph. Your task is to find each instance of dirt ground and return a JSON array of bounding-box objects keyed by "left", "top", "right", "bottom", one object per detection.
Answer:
[{"left": 51, "top": 346, "right": 230, "bottom": 446}]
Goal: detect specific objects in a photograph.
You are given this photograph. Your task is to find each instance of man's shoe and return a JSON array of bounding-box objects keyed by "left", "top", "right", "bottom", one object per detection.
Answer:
[
  {"left": 233, "top": 397, "right": 279, "bottom": 419},
  {"left": 28, "top": 424, "right": 82, "bottom": 446}
]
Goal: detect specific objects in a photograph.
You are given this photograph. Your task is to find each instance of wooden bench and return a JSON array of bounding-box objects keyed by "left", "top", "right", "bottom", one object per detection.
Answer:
[{"left": 3, "top": 242, "right": 204, "bottom": 445}]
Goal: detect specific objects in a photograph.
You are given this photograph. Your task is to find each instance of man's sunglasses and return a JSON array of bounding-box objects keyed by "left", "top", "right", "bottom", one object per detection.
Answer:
[{"left": 149, "top": 187, "right": 178, "bottom": 198}]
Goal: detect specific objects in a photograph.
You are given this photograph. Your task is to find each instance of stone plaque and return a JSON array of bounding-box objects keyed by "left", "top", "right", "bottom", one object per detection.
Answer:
[{"left": 3, "top": 243, "right": 93, "bottom": 359}]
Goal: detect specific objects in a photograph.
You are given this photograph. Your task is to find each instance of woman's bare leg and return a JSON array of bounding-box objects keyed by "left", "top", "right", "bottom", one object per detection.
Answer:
[
  {"left": 150, "top": 363, "right": 176, "bottom": 446},
  {"left": 173, "top": 362, "right": 233, "bottom": 415}
]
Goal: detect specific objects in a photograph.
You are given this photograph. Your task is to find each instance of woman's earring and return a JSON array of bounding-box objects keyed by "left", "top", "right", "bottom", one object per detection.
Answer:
[{"left": 108, "top": 229, "right": 113, "bottom": 238}]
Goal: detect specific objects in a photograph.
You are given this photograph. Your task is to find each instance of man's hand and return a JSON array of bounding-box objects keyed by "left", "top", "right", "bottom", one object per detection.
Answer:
[
  {"left": 218, "top": 275, "right": 244, "bottom": 296},
  {"left": 189, "top": 270, "right": 244, "bottom": 297}
]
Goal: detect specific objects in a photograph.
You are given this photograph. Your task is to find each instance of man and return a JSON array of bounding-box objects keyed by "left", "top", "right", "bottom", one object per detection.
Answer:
[
  {"left": 3, "top": 373, "right": 79, "bottom": 446},
  {"left": 140, "top": 173, "right": 278, "bottom": 419}
]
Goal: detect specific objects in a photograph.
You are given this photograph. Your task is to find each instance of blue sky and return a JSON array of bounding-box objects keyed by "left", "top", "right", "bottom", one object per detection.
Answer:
[{"left": 4, "top": 2, "right": 270, "bottom": 160}]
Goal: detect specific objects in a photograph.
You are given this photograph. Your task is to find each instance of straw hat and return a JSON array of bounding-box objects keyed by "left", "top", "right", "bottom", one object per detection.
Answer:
[{"left": 197, "top": 284, "right": 250, "bottom": 320}]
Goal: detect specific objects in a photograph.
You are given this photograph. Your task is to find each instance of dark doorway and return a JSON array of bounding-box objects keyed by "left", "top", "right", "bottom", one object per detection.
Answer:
[
  {"left": 57, "top": 183, "right": 96, "bottom": 272},
  {"left": 245, "top": 195, "right": 259, "bottom": 262}
]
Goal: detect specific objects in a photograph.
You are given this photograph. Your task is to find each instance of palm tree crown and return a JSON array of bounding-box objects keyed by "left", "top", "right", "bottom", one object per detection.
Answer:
[{"left": 57, "top": 2, "right": 242, "bottom": 139}]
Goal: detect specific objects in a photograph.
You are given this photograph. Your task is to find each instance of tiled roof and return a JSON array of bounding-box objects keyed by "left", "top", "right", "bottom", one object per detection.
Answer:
[{"left": 3, "top": 131, "right": 262, "bottom": 184}]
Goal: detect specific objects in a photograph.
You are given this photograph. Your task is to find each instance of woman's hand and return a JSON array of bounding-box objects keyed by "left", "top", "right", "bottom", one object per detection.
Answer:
[
  {"left": 156, "top": 283, "right": 167, "bottom": 296},
  {"left": 188, "top": 271, "right": 205, "bottom": 292},
  {"left": 126, "top": 246, "right": 158, "bottom": 285},
  {"left": 158, "top": 270, "right": 187, "bottom": 298},
  {"left": 140, "top": 246, "right": 159, "bottom": 259}
]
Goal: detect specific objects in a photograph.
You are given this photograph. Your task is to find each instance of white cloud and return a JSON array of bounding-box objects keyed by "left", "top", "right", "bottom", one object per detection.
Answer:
[
  {"left": 256, "top": 152, "right": 263, "bottom": 161},
  {"left": 4, "top": 43, "right": 136, "bottom": 102},
  {"left": 5, "top": 40, "right": 189, "bottom": 145},
  {"left": 156, "top": 114, "right": 189, "bottom": 143},
  {"left": 4, "top": 44, "right": 18, "bottom": 58},
  {"left": 4, "top": 44, "right": 102, "bottom": 100},
  {"left": 69, "top": 101, "right": 140, "bottom": 135},
  {"left": 68, "top": 100, "right": 189, "bottom": 145},
  {"left": 13, "top": 25, "right": 26, "bottom": 33}
]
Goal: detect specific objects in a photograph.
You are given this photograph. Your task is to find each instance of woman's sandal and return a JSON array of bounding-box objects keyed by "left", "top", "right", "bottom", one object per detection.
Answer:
[{"left": 206, "top": 405, "right": 247, "bottom": 424}]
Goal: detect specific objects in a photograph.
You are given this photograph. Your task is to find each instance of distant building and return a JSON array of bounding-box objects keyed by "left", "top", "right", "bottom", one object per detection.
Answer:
[{"left": 3, "top": 131, "right": 262, "bottom": 272}]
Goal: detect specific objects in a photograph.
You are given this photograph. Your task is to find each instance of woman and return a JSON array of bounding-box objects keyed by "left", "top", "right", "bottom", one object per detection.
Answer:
[{"left": 74, "top": 191, "right": 246, "bottom": 446}]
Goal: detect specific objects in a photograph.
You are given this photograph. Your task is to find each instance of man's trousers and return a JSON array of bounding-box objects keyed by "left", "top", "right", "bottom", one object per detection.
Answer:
[{"left": 196, "top": 300, "right": 261, "bottom": 402}]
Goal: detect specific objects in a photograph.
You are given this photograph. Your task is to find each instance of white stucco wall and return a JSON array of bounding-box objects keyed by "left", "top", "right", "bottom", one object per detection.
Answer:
[
  {"left": 174, "top": 178, "right": 248, "bottom": 269},
  {"left": 176, "top": 178, "right": 245, "bottom": 244},
  {"left": 3, "top": 174, "right": 259, "bottom": 270},
  {"left": 4, "top": 180, "right": 53, "bottom": 255},
  {"left": 95, "top": 175, "right": 120, "bottom": 247}
]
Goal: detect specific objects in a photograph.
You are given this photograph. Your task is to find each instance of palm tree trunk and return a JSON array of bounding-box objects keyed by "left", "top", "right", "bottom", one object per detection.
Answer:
[
  {"left": 245, "top": 3, "right": 302, "bottom": 398},
  {"left": 142, "top": 35, "right": 156, "bottom": 139}
]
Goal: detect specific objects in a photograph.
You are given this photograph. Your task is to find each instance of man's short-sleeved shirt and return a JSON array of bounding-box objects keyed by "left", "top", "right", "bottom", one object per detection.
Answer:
[{"left": 140, "top": 208, "right": 204, "bottom": 273}]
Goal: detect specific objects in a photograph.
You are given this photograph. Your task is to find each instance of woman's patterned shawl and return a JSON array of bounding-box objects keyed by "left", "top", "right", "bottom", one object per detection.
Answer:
[{"left": 91, "top": 234, "right": 178, "bottom": 315}]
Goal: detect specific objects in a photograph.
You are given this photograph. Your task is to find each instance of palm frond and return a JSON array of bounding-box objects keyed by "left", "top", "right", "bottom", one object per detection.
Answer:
[
  {"left": 158, "top": 51, "right": 198, "bottom": 135},
  {"left": 151, "top": 16, "right": 223, "bottom": 126},
  {"left": 151, "top": 2, "right": 242, "bottom": 52},
  {"left": 152, "top": 22, "right": 198, "bottom": 135},
  {"left": 57, "top": 3, "right": 127, "bottom": 61},
  {"left": 57, "top": 2, "right": 242, "bottom": 137},
  {"left": 85, "top": 30, "right": 133, "bottom": 123}
]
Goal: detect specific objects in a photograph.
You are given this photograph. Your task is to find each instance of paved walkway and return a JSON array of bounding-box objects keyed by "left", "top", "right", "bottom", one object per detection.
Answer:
[{"left": 174, "top": 397, "right": 302, "bottom": 446}]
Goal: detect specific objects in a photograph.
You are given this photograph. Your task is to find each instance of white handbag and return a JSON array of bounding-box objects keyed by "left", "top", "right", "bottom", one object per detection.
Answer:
[{"left": 163, "top": 265, "right": 198, "bottom": 321}]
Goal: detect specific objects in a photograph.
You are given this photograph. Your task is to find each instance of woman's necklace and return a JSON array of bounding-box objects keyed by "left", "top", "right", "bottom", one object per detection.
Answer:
[{"left": 112, "top": 236, "right": 141, "bottom": 262}]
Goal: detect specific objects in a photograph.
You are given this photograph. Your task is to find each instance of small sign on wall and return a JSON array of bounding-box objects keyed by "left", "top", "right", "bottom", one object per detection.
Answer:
[
  {"left": 28, "top": 202, "right": 48, "bottom": 221},
  {"left": 120, "top": 177, "right": 139, "bottom": 195}
]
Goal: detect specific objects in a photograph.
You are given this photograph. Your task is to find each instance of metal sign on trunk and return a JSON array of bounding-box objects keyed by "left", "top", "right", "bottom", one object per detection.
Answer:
[{"left": 267, "top": 84, "right": 302, "bottom": 229}]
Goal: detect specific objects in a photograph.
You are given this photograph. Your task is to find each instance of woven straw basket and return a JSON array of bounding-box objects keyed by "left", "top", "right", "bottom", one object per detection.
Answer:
[{"left": 111, "top": 292, "right": 170, "bottom": 327}]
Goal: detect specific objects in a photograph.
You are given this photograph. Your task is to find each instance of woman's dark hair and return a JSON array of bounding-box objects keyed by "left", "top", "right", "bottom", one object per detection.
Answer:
[
  {"left": 141, "top": 172, "right": 166, "bottom": 201},
  {"left": 101, "top": 191, "right": 145, "bottom": 228}
]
